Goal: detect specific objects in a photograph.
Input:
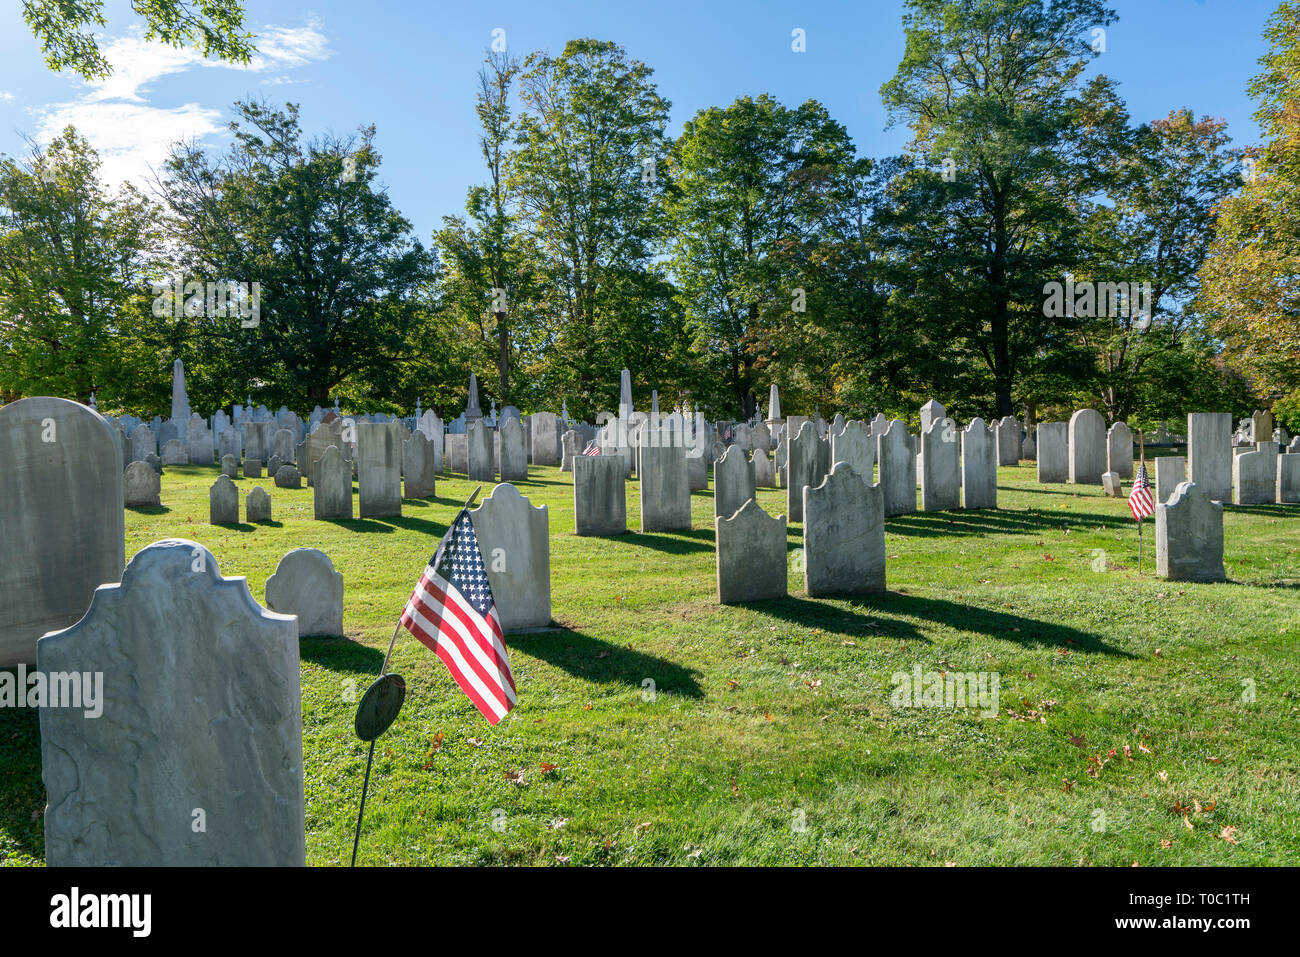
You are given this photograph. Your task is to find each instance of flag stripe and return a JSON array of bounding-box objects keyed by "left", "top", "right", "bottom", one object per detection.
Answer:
[
  {"left": 403, "top": 590, "right": 515, "bottom": 717},
  {"left": 411, "top": 578, "right": 515, "bottom": 702}
]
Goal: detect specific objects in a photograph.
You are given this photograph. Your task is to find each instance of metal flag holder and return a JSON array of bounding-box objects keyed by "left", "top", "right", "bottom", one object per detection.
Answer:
[
  {"left": 349, "top": 485, "right": 483, "bottom": 867},
  {"left": 1136, "top": 430, "right": 1145, "bottom": 574}
]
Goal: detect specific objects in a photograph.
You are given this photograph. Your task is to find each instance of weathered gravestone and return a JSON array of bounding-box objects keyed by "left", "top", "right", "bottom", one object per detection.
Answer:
[
  {"left": 187, "top": 414, "right": 212, "bottom": 465},
  {"left": 714, "top": 444, "right": 756, "bottom": 520},
  {"left": 1277, "top": 454, "right": 1300, "bottom": 503},
  {"left": 124, "top": 460, "right": 161, "bottom": 507},
  {"left": 1036, "top": 422, "right": 1068, "bottom": 483},
  {"left": 266, "top": 547, "right": 344, "bottom": 638},
  {"left": 715, "top": 499, "right": 787, "bottom": 604},
  {"left": 752, "top": 447, "right": 776, "bottom": 488},
  {"left": 470, "top": 484, "right": 551, "bottom": 631},
  {"left": 467, "top": 419, "right": 495, "bottom": 482},
  {"left": 831, "top": 420, "right": 874, "bottom": 487},
  {"left": 996, "top": 416, "right": 1022, "bottom": 466},
  {"left": 274, "top": 465, "right": 302, "bottom": 489},
  {"left": 640, "top": 444, "right": 691, "bottom": 532},
  {"left": 38, "top": 539, "right": 305, "bottom": 865},
  {"left": 499, "top": 416, "right": 529, "bottom": 482},
  {"left": 129, "top": 425, "right": 156, "bottom": 464},
  {"left": 1233, "top": 447, "right": 1276, "bottom": 505},
  {"left": 961, "top": 418, "right": 997, "bottom": 509},
  {"left": 268, "top": 453, "right": 286, "bottom": 476},
  {"left": 1156, "top": 482, "right": 1225, "bottom": 582},
  {"left": 402, "top": 431, "right": 437, "bottom": 498},
  {"left": 1102, "top": 471, "right": 1123, "bottom": 497},
  {"left": 574, "top": 455, "right": 627, "bottom": 536},
  {"left": 1107, "top": 422, "right": 1134, "bottom": 479},
  {"left": 531, "top": 411, "right": 561, "bottom": 467},
  {"left": 687, "top": 449, "right": 709, "bottom": 492},
  {"left": 1187, "top": 412, "right": 1232, "bottom": 502},
  {"left": 210, "top": 474, "right": 240, "bottom": 524},
  {"left": 218, "top": 427, "right": 241, "bottom": 464},
  {"left": 1068, "top": 409, "right": 1107, "bottom": 484},
  {"left": 1154, "top": 456, "right": 1185, "bottom": 504},
  {"left": 246, "top": 485, "right": 272, "bottom": 522},
  {"left": 446, "top": 433, "right": 468, "bottom": 473},
  {"left": 921, "top": 418, "right": 960, "bottom": 511},
  {"left": 273, "top": 428, "right": 296, "bottom": 464},
  {"left": 561, "top": 429, "right": 579, "bottom": 471},
  {"left": 876, "top": 419, "right": 916, "bottom": 518},
  {"left": 0, "top": 399, "right": 124, "bottom": 667},
  {"left": 244, "top": 457, "right": 262, "bottom": 479},
  {"left": 786, "top": 420, "right": 822, "bottom": 523},
  {"left": 160, "top": 438, "right": 188, "bottom": 466},
  {"left": 357, "top": 421, "right": 402, "bottom": 518},
  {"left": 803, "top": 463, "right": 886, "bottom": 597},
  {"left": 313, "top": 445, "right": 353, "bottom": 520},
  {"left": 243, "top": 421, "right": 271, "bottom": 464}
]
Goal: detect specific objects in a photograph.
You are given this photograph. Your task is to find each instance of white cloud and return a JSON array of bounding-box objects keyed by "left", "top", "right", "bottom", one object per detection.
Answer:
[
  {"left": 30, "top": 20, "right": 330, "bottom": 186},
  {"left": 0, "top": 92, "right": 15, "bottom": 103}
]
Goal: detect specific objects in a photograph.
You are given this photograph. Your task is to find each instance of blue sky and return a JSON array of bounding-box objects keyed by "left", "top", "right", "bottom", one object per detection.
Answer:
[{"left": 0, "top": 0, "right": 1278, "bottom": 240}]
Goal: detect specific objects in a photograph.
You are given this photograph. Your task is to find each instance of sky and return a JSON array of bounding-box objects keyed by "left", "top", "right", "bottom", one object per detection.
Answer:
[{"left": 0, "top": 0, "right": 1280, "bottom": 240}]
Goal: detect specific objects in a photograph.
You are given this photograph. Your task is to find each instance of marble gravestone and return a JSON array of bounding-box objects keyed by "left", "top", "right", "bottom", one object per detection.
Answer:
[
  {"left": 574, "top": 455, "right": 627, "bottom": 536},
  {"left": 1187, "top": 412, "right": 1232, "bottom": 503},
  {"left": 1232, "top": 447, "right": 1276, "bottom": 505},
  {"left": 160, "top": 438, "right": 188, "bottom": 466},
  {"left": 530, "top": 411, "right": 561, "bottom": 467},
  {"left": 499, "top": 416, "right": 529, "bottom": 482},
  {"left": 1156, "top": 482, "right": 1225, "bottom": 582},
  {"left": 272, "top": 428, "right": 296, "bottom": 464},
  {"left": 357, "top": 421, "right": 402, "bottom": 518},
  {"left": 561, "top": 430, "right": 579, "bottom": 472},
  {"left": 246, "top": 485, "right": 272, "bottom": 522},
  {"left": 124, "top": 460, "right": 161, "bottom": 507},
  {"left": 995, "top": 416, "right": 1021, "bottom": 466},
  {"left": 1036, "top": 422, "right": 1068, "bottom": 483},
  {"left": 0, "top": 398, "right": 125, "bottom": 667},
  {"left": 221, "top": 454, "right": 239, "bottom": 478},
  {"left": 921, "top": 417, "right": 960, "bottom": 511},
  {"left": 313, "top": 445, "right": 353, "bottom": 520},
  {"left": 831, "top": 420, "right": 874, "bottom": 486},
  {"left": 876, "top": 419, "right": 916, "bottom": 518},
  {"left": 786, "top": 421, "right": 821, "bottom": 523},
  {"left": 1277, "top": 454, "right": 1300, "bottom": 504},
  {"left": 210, "top": 474, "right": 239, "bottom": 524},
  {"left": 129, "top": 424, "right": 156, "bottom": 464},
  {"left": 1107, "top": 422, "right": 1134, "bottom": 479},
  {"left": 244, "top": 457, "right": 262, "bottom": 479},
  {"left": 715, "top": 499, "right": 787, "bottom": 604},
  {"left": 640, "top": 445, "right": 691, "bottom": 532},
  {"left": 467, "top": 419, "right": 495, "bottom": 482},
  {"left": 402, "top": 431, "right": 437, "bottom": 498},
  {"left": 266, "top": 547, "right": 344, "bottom": 638},
  {"left": 1068, "top": 409, "right": 1107, "bottom": 484},
  {"left": 273, "top": 465, "right": 301, "bottom": 489},
  {"left": 803, "top": 463, "right": 886, "bottom": 597},
  {"left": 38, "top": 539, "right": 305, "bottom": 865},
  {"left": 752, "top": 447, "right": 776, "bottom": 488},
  {"left": 713, "top": 444, "right": 756, "bottom": 520},
  {"left": 961, "top": 418, "right": 997, "bottom": 509},
  {"left": 470, "top": 484, "right": 551, "bottom": 631},
  {"left": 1154, "top": 455, "right": 1185, "bottom": 504}
]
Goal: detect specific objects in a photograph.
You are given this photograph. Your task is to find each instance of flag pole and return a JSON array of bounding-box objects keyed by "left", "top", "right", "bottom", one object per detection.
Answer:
[
  {"left": 350, "top": 483, "right": 484, "bottom": 866},
  {"left": 1137, "top": 430, "right": 1145, "bottom": 574}
]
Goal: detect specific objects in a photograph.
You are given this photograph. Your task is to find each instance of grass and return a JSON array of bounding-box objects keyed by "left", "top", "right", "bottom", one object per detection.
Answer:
[{"left": 2, "top": 458, "right": 1298, "bottom": 866}]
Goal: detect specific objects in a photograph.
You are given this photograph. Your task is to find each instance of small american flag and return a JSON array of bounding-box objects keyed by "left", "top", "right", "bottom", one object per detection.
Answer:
[
  {"left": 1129, "top": 461, "right": 1155, "bottom": 521},
  {"left": 399, "top": 509, "right": 516, "bottom": 724},
  {"left": 582, "top": 441, "right": 600, "bottom": 456}
]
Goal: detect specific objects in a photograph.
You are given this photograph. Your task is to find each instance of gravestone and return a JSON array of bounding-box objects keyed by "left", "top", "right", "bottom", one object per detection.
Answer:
[
  {"left": 640, "top": 445, "right": 691, "bottom": 532},
  {"left": 272, "top": 428, "right": 296, "bottom": 464},
  {"left": 531, "top": 411, "right": 561, "bottom": 467},
  {"left": 961, "top": 418, "right": 997, "bottom": 509},
  {"left": 415, "top": 410, "right": 445, "bottom": 473},
  {"left": 210, "top": 474, "right": 239, "bottom": 524},
  {"left": 266, "top": 548, "right": 344, "bottom": 638},
  {"left": 1154, "top": 456, "right": 1185, "bottom": 504},
  {"left": 130, "top": 425, "right": 156, "bottom": 463},
  {"left": 1156, "top": 482, "right": 1225, "bottom": 582},
  {"left": 876, "top": 419, "right": 916, "bottom": 517},
  {"left": 803, "top": 463, "right": 886, "bottom": 597},
  {"left": 921, "top": 417, "right": 960, "bottom": 511},
  {"left": 244, "top": 457, "right": 262, "bottom": 479},
  {"left": 1277, "top": 454, "right": 1300, "bottom": 503},
  {"left": 714, "top": 444, "right": 756, "bottom": 520},
  {"left": 243, "top": 421, "right": 271, "bottom": 464},
  {"left": 38, "top": 539, "right": 305, "bottom": 865},
  {"left": 1036, "top": 422, "right": 1068, "bottom": 483},
  {"left": 402, "top": 431, "right": 437, "bottom": 498},
  {"left": 574, "top": 455, "right": 627, "bottom": 536},
  {"left": 220, "top": 454, "right": 239, "bottom": 478},
  {"left": 499, "top": 416, "right": 529, "bottom": 482},
  {"left": 124, "top": 460, "right": 161, "bottom": 507},
  {"left": 357, "top": 421, "right": 402, "bottom": 518},
  {"left": 1232, "top": 448, "right": 1276, "bottom": 505},
  {"left": 831, "top": 420, "right": 874, "bottom": 486},
  {"left": 0, "top": 398, "right": 124, "bottom": 667},
  {"left": 267, "top": 454, "right": 284, "bottom": 477},
  {"left": 753, "top": 447, "right": 776, "bottom": 487},
  {"left": 303, "top": 418, "right": 348, "bottom": 486},
  {"left": 145, "top": 452, "right": 162, "bottom": 475},
  {"left": 187, "top": 414, "right": 212, "bottom": 465},
  {"left": 1252, "top": 409, "right": 1273, "bottom": 445},
  {"left": 1102, "top": 471, "right": 1123, "bottom": 497},
  {"left": 467, "top": 419, "right": 495, "bottom": 482},
  {"left": 561, "top": 429, "right": 579, "bottom": 471},
  {"left": 1187, "top": 412, "right": 1232, "bottom": 502},
  {"left": 313, "top": 445, "right": 353, "bottom": 520},
  {"left": 1068, "top": 409, "right": 1107, "bottom": 484},
  {"left": 247, "top": 486, "right": 272, "bottom": 522},
  {"left": 687, "top": 450, "right": 709, "bottom": 492},
  {"left": 470, "top": 484, "right": 551, "bottom": 631},
  {"left": 786, "top": 421, "right": 822, "bottom": 523},
  {"left": 446, "top": 433, "right": 468, "bottom": 473},
  {"left": 161, "top": 438, "right": 188, "bottom": 466},
  {"left": 715, "top": 499, "right": 787, "bottom": 604},
  {"left": 996, "top": 416, "right": 1021, "bottom": 466},
  {"left": 219, "top": 427, "right": 241, "bottom": 464},
  {"left": 274, "top": 465, "right": 302, "bottom": 489},
  {"left": 919, "top": 400, "right": 945, "bottom": 439},
  {"left": 1107, "top": 422, "right": 1134, "bottom": 479}
]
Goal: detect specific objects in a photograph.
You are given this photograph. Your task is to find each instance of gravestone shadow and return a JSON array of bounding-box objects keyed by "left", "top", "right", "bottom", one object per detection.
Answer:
[
  {"left": 512, "top": 628, "right": 703, "bottom": 699},
  {"left": 0, "top": 695, "right": 45, "bottom": 861}
]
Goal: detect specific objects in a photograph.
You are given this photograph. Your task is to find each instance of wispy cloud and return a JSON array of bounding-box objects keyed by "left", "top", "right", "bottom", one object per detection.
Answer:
[
  {"left": 0, "top": 91, "right": 15, "bottom": 103},
  {"left": 31, "top": 20, "right": 331, "bottom": 186}
]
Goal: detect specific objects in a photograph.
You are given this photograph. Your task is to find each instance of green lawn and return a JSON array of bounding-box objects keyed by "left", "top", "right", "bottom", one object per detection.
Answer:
[{"left": 2, "top": 460, "right": 1298, "bottom": 866}]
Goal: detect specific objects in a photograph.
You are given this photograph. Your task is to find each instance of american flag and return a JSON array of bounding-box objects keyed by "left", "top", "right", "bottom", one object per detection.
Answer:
[
  {"left": 399, "top": 509, "right": 516, "bottom": 724},
  {"left": 1129, "top": 461, "right": 1155, "bottom": 521},
  {"left": 582, "top": 441, "right": 600, "bottom": 456}
]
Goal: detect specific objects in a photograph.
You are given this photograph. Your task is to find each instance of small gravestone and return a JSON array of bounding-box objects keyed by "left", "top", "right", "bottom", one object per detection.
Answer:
[
  {"left": 1068, "top": 409, "right": 1107, "bottom": 484},
  {"left": 144, "top": 452, "right": 162, "bottom": 475},
  {"left": 210, "top": 474, "right": 239, "bottom": 524},
  {"left": 470, "top": 484, "right": 551, "bottom": 631},
  {"left": 218, "top": 427, "right": 241, "bottom": 464},
  {"left": 272, "top": 428, "right": 296, "bottom": 463},
  {"left": 752, "top": 447, "right": 776, "bottom": 487},
  {"left": 1154, "top": 455, "right": 1185, "bottom": 503},
  {"left": 687, "top": 450, "right": 709, "bottom": 491},
  {"left": 274, "top": 465, "right": 302, "bottom": 489},
  {"left": 124, "top": 460, "right": 161, "bottom": 507},
  {"left": 831, "top": 420, "right": 874, "bottom": 487},
  {"left": 995, "top": 416, "right": 1021, "bottom": 466},
  {"left": 402, "top": 431, "right": 437, "bottom": 498},
  {"left": 1187, "top": 412, "right": 1232, "bottom": 502},
  {"left": 243, "top": 421, "right": 271, "bottom": 463},
  {"left": 961, "top": 418, "right": 997, "bottom": 509},
  {"left": 247, "top": 485, "right": 272, "bottom": 522},
  {"left": 1156, "top": 482, "right": 1225, "bottom": 582},
  {"left": 446, "top": 433, "right": 468, "bottom": 473},
  {"left": 244, "top": 457, "right": 262, "bottom": 479},
  {"left": 313, "top": 445, "right": 353, "bottom": 520},
  {"left": 129, "top": 424, "right": 156, "bottom": 463},
  {"left": 803, "top": 463, "right": 886, "bottom": 597},
  {"left": 640, "top": 444, "right": 691, "bottom": 531},
  {"left": 1278, "top": 454, "right": 1300, "bottom": 503},
  {"left": 1022, "top": 434, "right": 1037, "bottom": 461},
  {"left": 1102, "top": 471, "right": 1123, "bottom": 497},
  {"left": 467, "top": 419, "right": 495, "bottom": 482},
  {"left": 716, "top": 499, "right": 787, "bottom": 604},
  {"left": 38, "top": 539, "right": 305, "bottom": 865},
  {"left": 357, "top": 421, "right": 402, "bottom": 517},
  {"left": 561, "top": 430, "right": 579, "bottom": 471},
  {"left": 1107, "top": 422, "right": 1134, "bottom": 479},
  {"left": 499, "top": 416, "right": 529, "bottom": 482},
  {"left": 786, "top": 421, "right": 822, "bottom": 523},
  {"left": 876, "top": 419, "right": 916, "bottom": 517},
  {"left": 221, "top": 453, "right": 239, "bottom": 478},
  {"left": 531, "top": 411, "right": 561, "bottom": 467},
  {"left": 266, "top": 547, "right": 344, "bottom": 637},
  {"left": 160, "top": 438, "right": 188, "bottom": 466},
  {"left": 1233, "top": 447, "right": 1275, "bottom": 505},
  {"left": 267, "top": 454, "right": 284, "bottom": 476},
  {"left": 1036, "top": 422, "right": 1068, "bottom": 483},
  {"left": 574, "top": 455, "right": 627, "bottom": 536},
  {"left": 714, "top": 444, "right": 756, "bottom": 520},
  {"left": 921, "top": 417, "right": 960, "bottom": 511}
]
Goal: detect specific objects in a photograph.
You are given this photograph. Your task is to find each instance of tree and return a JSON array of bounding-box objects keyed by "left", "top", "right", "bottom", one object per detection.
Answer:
[
  {"left": 22, "top": 0, "right": 255, "bottom": 80},
  {"left": 156, "top": 100, "right": 435, "bottom": 410},
  {"left": 0, "top": 129, "right": 159, "bottom": 407}
]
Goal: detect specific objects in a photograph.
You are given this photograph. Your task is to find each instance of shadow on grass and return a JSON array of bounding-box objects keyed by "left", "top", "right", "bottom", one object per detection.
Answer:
[
  {"left": 319, "top": 514, "right": 450, "bottom": 537},
  {"left": 0, "top": 700, "right": 44, "bottom": 862},
  {"left": 750, "top": 591, "right": 1133, "bottom": 656},
  {"left": 626, "top": 528, "right": 715, "bottom": 555},
  {"left": 127, "top": 504, "right": 171, "bottom": 515},
  {"left": 513, "top": 628, "right": 703, "bottom": 698},
  {"left": 884, "top": 507, "right": 1116, "bottom": 537},
  {"left": 299, "top": 638, "right": 386, "bottom": 673},
  {"left": 1223, "top": 503, "right": 1300, "bottom": 518}
]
